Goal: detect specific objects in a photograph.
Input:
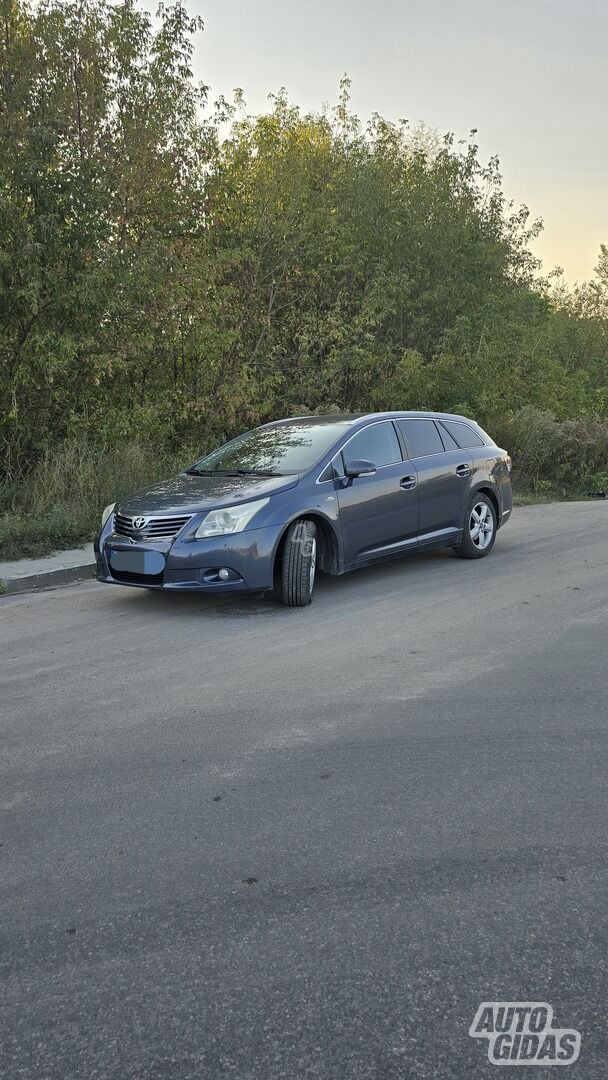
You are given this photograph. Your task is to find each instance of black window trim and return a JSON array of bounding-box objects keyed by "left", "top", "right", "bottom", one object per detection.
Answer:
[
  {"left": 315, "top": 419, "right": 403, "bottom": 484},
  {"left": 435, "top": 423, "right": 460, "bottom": 451}
]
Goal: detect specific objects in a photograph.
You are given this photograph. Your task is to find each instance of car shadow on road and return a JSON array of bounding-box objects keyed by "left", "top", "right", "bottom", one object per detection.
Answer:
[{"left": 106, "top": 545, "right": 478, "bottom": 619}]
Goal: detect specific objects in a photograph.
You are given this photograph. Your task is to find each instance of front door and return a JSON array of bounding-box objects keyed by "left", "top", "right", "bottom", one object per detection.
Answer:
[{"left": 336, "top": 421, "right": 419, "bottom": 566}]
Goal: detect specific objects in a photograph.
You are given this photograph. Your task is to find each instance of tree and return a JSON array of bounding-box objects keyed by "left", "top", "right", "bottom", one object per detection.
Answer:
[
  {"left": 0, "top": 0, "right": 207, "bottom": 471},
  {"left": 1, "top": 3, "right": 605, "bottom": 487}
]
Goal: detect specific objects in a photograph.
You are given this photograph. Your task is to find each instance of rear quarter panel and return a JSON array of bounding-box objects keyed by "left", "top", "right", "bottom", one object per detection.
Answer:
[{"left": 471, "top": 447, "right": 512, "bottom": 524}]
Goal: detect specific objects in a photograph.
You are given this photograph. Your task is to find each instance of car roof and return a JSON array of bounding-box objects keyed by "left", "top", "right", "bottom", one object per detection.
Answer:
[
  {"left": 265, "top": 414, "right": 358, "bottom": 426},
  {"left": 266, "top": 410, "right": 479, "bottom": 426}
]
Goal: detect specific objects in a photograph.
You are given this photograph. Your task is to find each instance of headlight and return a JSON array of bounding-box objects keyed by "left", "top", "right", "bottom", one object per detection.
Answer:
[
  {"left": 100, "top": 502, "right": 115, "bottom": 529},
  {"left": 195, "top": 498, "right": 270, "bottom": 539}
]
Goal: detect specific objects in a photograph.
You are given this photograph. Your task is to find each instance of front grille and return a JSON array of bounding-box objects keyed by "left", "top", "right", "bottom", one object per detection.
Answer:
[
  {"left": 114, "top": 512, "right": 192, "bottom": 542},
  {"left": 111, "top": 568, "right": 164, "bottom": 586}
]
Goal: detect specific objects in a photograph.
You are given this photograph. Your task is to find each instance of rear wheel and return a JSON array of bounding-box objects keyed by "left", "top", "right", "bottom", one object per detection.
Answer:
[
  {"left": 280, "top": 519, "right": 317, "bottom": 607},
  {"left": 453, "top": 494, "right": 497, "bottom": 559}
]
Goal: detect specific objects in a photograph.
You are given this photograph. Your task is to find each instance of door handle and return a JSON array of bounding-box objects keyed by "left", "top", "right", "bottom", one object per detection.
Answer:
[
  {"left": 400, "top": 475, "right": 417, "bottom": 490},
  {"left": 456, "top": 464, "right": 471, "bottom": 478}
]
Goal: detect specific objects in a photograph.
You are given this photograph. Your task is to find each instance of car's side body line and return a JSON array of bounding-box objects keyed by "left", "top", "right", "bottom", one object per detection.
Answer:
[{"left": 416, "top": 526, "right": 461, "bottom": 547}]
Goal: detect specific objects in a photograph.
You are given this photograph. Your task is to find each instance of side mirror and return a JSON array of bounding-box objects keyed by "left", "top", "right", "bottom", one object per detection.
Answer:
[{"left": 344, "top": 458, "right": 377, "bottom": 478}]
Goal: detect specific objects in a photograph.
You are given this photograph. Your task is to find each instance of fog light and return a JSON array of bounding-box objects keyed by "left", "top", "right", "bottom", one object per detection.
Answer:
[{"left": 218, "top": 568, "right": 230, "bottom": 581}]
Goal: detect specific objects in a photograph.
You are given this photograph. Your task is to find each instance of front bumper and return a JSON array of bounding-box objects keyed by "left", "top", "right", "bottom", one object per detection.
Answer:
[{"left": 95, "top": 522, "right": 284, "bottom": 593}]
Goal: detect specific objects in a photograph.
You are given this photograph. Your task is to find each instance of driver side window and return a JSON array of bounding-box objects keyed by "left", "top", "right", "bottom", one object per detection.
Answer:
[{"left": 343, "top": 422, "right": 402, "bottom": 468}]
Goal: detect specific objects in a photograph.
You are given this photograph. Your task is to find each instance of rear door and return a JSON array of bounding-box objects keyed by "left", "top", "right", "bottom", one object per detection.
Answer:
[
  {"left": 396, "top": 419, "right": 472, "bottom": 541},
  {"left": 335, "top": 421, "right": 419, "bottom": 565}
]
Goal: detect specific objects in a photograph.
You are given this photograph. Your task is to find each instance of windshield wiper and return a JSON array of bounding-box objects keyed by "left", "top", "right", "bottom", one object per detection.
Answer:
[
  {"left": 185, "top": 467, "right": 283, "bottom": 477},
  {"left": 234, "top": 468, "right": 283, "bottom": 477},
  {"left": 185, "top": 468, "right": 237, "bottom": 476}
]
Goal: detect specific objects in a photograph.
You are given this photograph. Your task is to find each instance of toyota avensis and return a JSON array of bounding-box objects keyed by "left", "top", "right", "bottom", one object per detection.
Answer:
[{"left": 95, "top": 412, "right": 513, "bottom": 606}]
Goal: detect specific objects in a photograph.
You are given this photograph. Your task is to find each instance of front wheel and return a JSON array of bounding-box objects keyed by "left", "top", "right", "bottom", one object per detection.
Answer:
[
  {"left": 280, "top": 519, "right": 317, "bottom": 607},
  {"left": 453, "top": 494, "right": 497, "bottom": 559}
]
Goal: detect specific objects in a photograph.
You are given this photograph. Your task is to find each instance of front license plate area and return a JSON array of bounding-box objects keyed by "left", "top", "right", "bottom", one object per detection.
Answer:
[{"left": 108, "top": 549, "right": 166, "bottom": 576}]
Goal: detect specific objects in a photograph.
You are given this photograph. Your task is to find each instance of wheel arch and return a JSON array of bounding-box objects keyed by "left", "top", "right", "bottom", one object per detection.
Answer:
[{"left": 273, "top": 512, "right": 342, "bottom": 578}]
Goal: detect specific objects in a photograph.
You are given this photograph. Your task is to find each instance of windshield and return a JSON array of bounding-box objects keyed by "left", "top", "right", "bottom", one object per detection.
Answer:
[{"left": 188, "top": 422, "right": 352, "bottom": 476}]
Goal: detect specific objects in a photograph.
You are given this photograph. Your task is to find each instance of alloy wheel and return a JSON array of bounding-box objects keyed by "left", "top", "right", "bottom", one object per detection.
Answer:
[{"left": 469, "top": 501, "right": 494, "bottom": 550}]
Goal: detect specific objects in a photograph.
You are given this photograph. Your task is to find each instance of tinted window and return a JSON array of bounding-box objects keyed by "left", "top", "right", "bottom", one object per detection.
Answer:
[
  {"left": 318, "top": 452, "right": 345, "bottom": 483},
  {"left": 343, "top": 423, "right": 402, "bottom": 468},
  {"left": 438, "top": 424, "right": 459, "bottom": 450},
  {"left": 440, "top": 420, "right": 485, "bottom": 448},
  {"left": 398, "top": 419, "right": 444, "bottom": 458},
  {"left": 332, "top": 453, "right": 345, "bottom": 478},
  {"left": 190, "top": 421, "right": 353, "bottom": 476}
]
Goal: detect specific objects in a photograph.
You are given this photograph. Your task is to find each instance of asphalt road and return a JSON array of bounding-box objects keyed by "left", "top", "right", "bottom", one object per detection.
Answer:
[{"left": 1, "top": 501, "right": 607, "bottom": 1079}]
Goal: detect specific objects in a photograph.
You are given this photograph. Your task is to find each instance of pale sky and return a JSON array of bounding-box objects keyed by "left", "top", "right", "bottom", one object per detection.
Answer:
[{"left": 188, "top": 0, "right": 607, "bottom": 283}]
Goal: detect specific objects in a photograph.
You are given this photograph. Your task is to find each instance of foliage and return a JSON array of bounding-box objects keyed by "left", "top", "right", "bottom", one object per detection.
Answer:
[
  {"left": 0, "top": 0, "right": 607, "bottom": 557},
  {"left": 0, "top": 0, "right": 209, "bottom": 471},
  {"left": 494, "top": 408, "right": 608, "bottom": 495}
]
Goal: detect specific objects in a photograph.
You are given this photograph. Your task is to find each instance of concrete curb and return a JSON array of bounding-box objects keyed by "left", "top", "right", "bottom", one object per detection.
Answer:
[
  {"left": 0, "top": 543, "right": 96, "bottom": 596},
  {"left": 2, "top": 563, "right": 96, "bottom": 595}
]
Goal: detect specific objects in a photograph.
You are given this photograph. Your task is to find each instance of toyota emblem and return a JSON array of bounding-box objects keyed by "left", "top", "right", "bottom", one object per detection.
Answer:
[{"left": 132, "top": 516, "right": 148, "bottom": 530}]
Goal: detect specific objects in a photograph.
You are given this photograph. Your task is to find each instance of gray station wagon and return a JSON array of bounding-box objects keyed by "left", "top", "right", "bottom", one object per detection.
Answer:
[{"left": 95, "top": 411, "right": 513, "bottom": 606}]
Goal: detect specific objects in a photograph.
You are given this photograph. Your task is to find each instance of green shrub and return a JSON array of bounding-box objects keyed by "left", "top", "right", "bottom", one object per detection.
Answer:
[{"left": 494, "top": 407, "right": 608, "bottom": 494}]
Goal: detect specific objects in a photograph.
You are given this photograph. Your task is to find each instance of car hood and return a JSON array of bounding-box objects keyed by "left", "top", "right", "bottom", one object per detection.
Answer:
[{"left": 117, "top": 472, "right": 300, "bottom": 516}]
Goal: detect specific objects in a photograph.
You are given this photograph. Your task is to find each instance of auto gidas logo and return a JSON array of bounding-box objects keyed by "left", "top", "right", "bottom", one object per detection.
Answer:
[{"left": 469, "top": 1002, "right": 581, "bottom": 1066}]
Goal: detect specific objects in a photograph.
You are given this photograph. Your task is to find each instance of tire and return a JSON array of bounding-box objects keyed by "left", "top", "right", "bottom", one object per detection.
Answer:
[
  {"left": 453, "top": 493, "right": 497, "bottom": 559},
  {"left": 280, "top": 519, "right": 317, "bottom": 607}
]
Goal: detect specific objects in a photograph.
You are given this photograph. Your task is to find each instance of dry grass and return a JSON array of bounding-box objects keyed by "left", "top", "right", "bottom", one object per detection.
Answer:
[{"left": 0, "top": 439, "right": 201, "bottom": 559}]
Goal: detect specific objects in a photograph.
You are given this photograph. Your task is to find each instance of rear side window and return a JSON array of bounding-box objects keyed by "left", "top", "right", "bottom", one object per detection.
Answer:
[
  {"left": 398, "top": 419, "right": 444, "bottom": 458},
  {"left": 343, "top": 422, "right": 402, "bottom": 468},
  {"left": 439, "top": 420, "right": 485, "bottom": 449}
]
